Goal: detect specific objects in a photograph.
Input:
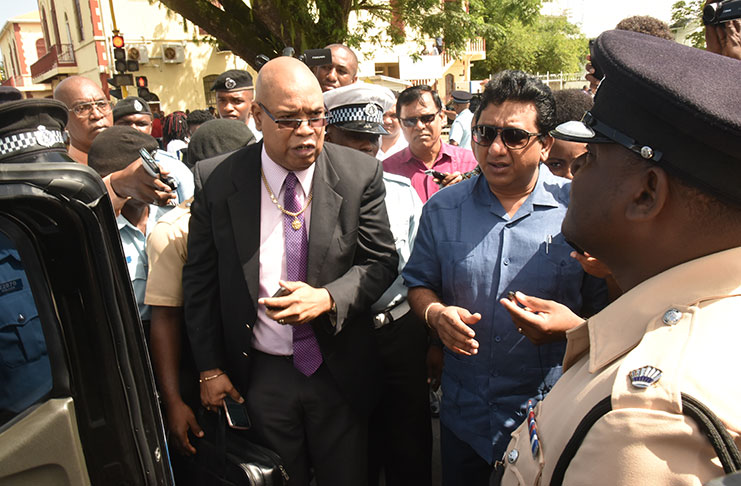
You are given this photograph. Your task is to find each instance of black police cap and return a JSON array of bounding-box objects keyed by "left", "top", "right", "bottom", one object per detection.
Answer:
[
  {"left": 0, "top": 99, "right": 70, "bottom": 163},
  {"left": 210, "top": 70, "right": 253, "bottom": 92},
  {"left": 113, "top": 96, "right": 152, "bottom": 122},
  {"left": 88, "top": 125, "right": 159, "bottom": 177},
  {"left": 451, "top": 90, "right": 472, "bottom": 103},
  {"left": 0, "top": 87, "right": 23, "bottom": 103},
  {"left": 551, "top": 30, "right": 741, "bottom": 204}
]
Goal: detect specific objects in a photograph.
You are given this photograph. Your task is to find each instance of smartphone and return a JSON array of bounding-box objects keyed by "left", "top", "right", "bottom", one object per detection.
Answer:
[
  {"left": 266, "top": 286, "right": 291, "bottom": 311},
  {"left": 424, "top": 169, "right": 447, "bottom": 180},
  {"left": 588, "top": 39, "right": 604, "bottom": 81},
  {"left": 223, "top": 396, "right": 251, "bottom": 430},
  {"left": 138, "top": 147, "right": 178, "bottom": 190},
  {"left": 566, "top": 239, "right": 586, "bottom": 255}
]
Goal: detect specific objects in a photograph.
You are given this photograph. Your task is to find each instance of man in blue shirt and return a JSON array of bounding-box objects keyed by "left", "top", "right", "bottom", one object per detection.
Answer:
[{"left": 404, "top": 70, "right": 607, "bottom": 486}]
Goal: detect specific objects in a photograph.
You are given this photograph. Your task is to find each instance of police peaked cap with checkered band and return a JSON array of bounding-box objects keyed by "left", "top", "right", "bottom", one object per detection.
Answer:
[
  {"left": 0, "top": 99, "right": 72, "bottom": 163},
  {"left": 211, "top": 69, "right": 253, "bottom": 92},
  {"left": 113, "top": 96, "right": 152, "bottom": 122},
  {"left": 323, "top": 82, "right": 394, "bottom": 135},
  {"left": 551, "top": 30, "right": 741, "bottom": 204}
]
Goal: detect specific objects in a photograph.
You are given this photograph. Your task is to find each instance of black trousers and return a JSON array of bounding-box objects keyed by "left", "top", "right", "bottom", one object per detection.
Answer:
[
  {"left": 245, "top": 351, "right": 368, "bottom": 486},
  {"left": 368, "top": 311, "right": 432, "bottom": 486},
  {"left": 440, "top": 422, "right": 490, "bottom": 486}
]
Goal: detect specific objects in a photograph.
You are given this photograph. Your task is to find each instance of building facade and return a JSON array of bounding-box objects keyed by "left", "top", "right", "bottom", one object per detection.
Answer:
[
  {"left": 29, "top": 0, "right": 255, "bottom": 112},
  {"left": 0, "top": 12, "right": 53, "bottom": 99}
]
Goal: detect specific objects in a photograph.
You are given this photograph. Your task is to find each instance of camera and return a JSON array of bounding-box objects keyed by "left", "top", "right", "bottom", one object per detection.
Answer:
[
  {"left": 255, "top": 48, "right": 332, "bottom": 70},
  {"left": 703, "top": 0, "right": 741, "bottom": 25}
]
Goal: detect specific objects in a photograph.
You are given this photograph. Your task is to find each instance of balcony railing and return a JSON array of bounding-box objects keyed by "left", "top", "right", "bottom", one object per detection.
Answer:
[
  {"left": 441, "top": 37, "right": 486, "bottom": 65},
  {"left": 30, "top": 44, "right": 76, "bottom": 79}
]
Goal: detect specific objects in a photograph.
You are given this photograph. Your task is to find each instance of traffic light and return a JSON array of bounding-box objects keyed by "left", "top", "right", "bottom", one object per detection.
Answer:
[
  {"left": 136, "top": 76, "right": 150, "bottom": 99},
  {"left": 126, "top": 59, "right": 139, "bottom": 72},
  {"left": 112, "top": 34, "right": 126, "bottom": 73},
  {"left": 107, "top": 73, "right": 133, "bottom": 99}
]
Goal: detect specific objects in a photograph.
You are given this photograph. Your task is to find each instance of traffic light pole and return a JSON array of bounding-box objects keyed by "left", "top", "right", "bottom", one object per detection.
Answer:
[{"left": 108, "top": 0, "right": 127, "bottom": 97}]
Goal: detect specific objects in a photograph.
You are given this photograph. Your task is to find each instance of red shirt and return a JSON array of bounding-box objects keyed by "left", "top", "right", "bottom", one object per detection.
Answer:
[
  {"left": 151, "top": 118, "right": 163, "bottom": 139},
  {"left": 382, "top": 142, "right": 478, "bottom": 203}
]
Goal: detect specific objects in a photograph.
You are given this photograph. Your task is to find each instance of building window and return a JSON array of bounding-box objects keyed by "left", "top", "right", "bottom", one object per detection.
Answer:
[
  {"left": 375, "top": 63, "right": 400, "bottom": 79},
  {"left": 36, "top": 38, "right": 47, "bottom": 58},
  {"left": 41, "top": 7, "right": 51, "bottom": 50},
  {"left": 203, "top": 75, "right": 218, "bottom": 107},
  {"left": 73, "top": 0, "right": 84, "bottom": 40}
]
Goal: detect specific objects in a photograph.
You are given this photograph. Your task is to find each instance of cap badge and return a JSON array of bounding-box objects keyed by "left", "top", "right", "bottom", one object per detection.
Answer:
[
  {"left": 363, "top": 103, "right": 379, "bottom": 117},
  {"left": 133, "top": 100, "right": 144, "bottom": 111},
  {"left": 224, "top": 77, "right": 237, "bottom": 90},
  {"left": 640, "top": 146, "right": 654, "bottom": 160},
  {"left": 629, "top": 366, "right": 662, "bottom": 389},
  {"left": 35, "top": 125, "right": 55, "bottom": 147}
]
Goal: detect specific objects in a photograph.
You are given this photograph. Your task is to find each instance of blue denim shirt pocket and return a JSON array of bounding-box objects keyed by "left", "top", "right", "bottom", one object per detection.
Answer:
[
  {"left": 536, "top": 233, "right": 583, "bottom": 302},
  {"left": 0, "top": 289, "right": 43, "bottom": 368}
]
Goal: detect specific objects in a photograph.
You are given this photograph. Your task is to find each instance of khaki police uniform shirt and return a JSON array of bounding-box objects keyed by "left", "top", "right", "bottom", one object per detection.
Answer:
[
  {"left": 501, "top": 247, "right": 741, "bottom": 486},
  {"left": 144, "top": 199, "right": 191, "bottom": 307}
]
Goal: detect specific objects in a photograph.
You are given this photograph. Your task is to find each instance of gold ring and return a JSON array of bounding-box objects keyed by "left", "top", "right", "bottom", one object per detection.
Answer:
[
  {"left": 278, "top": 318, "right": 285, "bottom": 324},
  {"left": 517, "top": 327, "right": 523, "bottom": 334}
]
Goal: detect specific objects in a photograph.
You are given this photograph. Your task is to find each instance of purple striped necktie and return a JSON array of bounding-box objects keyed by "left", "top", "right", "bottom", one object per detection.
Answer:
[{"left": 283, "top": 172, "right": 322, "bottom": 376}]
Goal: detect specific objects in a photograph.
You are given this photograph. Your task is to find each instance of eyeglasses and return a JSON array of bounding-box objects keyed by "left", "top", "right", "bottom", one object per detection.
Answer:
[
  {"left": 257, "top": 102, "right": 328, "bottom": 130},
  {"left": 399, "top": 111, "right": 440, "bottom": 128},
  {"left": 69, "top": 100, "right": 111, "bottom": 117},
  {"left": 472, "top": 125, "right": 542, "bottom": 150}
]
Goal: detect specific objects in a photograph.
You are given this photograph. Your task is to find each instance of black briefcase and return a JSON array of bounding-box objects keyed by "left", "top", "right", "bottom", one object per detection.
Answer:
[{"left": 192, "top": 408, "right": 289, "bottom": 486}]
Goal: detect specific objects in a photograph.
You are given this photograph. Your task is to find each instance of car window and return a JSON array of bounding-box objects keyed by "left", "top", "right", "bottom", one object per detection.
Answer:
[{"left": 0, "top": 229, "right": 52, "bottom": 426}]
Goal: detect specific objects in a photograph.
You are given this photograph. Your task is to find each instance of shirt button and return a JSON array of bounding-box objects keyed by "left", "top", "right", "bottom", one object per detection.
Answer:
[
  {"left": 503, "top": 258, "right": 510, "bottom": 266},
  {"left": 242, "top": 351, "right": 249, "bottom": 358},
  {"left": 507, "top": 449, "right": 519, "bottom": 464},
  {"left": 494, "top": 336, "right": 501, "bottom": 343},
  {"left": 662, "top": 308, "right": 682, "bottom": 325}
]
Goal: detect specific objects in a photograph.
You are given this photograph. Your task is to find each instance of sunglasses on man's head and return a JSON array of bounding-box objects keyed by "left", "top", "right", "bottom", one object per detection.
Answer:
[
  {"left": 399, "top": 111, "right": 440, "bottom": 128},
  {"left": 472, "top": 125, "right": 541, "bottom": 150}
]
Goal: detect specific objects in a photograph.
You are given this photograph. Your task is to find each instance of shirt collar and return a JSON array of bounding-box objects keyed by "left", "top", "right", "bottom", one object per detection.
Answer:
[
  {"left": 260, "top": 145, "right": 315, "bottom": 198},
  {"left": 473, "top": 165, "right": 561, "bottom": 220},
  {"left": 401, "top": 140, "right": 453, "bottom": 166},
  {"left": 116, "top": 205, "right": 164, "bottom": 236},
  {"left": 563, "top": 247, "right": 741, "bottom": 373}
]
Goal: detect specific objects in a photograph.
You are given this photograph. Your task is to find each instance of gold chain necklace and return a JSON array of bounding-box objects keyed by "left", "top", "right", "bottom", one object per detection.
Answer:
[{"left": 261, "top": 169, "right": 313, "bottom": 231}]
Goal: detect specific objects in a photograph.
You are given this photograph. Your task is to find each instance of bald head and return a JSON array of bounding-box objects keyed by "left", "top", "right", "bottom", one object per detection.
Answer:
[
  {"left": 255, "top": 56, "right": 323, "bottom": 104},
  {"left": 54, "top": 76, "right": 112, "bottom": 157},
  {"left": 252, "top": 57, "right": 326, "bottom": 171}
]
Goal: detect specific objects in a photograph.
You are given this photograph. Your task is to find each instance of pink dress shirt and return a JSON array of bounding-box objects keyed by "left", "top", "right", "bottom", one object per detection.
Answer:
[
  {"left": 382, "top": 141, "right": 477, "bottom": 202},
  {"left": 252, "top": 146, "right": 315, "bottom": 356}
]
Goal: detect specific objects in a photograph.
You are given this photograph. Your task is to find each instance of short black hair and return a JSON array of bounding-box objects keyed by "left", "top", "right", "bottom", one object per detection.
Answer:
[
  {"left": 396, "top": 85, "right": 442, "bottom": 118},
  {"left": 187, "top": 109, "right": 214, "bottom": 129},
  {"left": 552, "top": 89, "right": 593, "bottom": 125},
  {"left": 616, "top": 16, "right": 674, "bottom": 41},
  {"left": 474, "top": 70, "right": 556, "bottom": 134}
]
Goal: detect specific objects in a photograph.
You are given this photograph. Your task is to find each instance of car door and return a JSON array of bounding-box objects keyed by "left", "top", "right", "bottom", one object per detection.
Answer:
[{"left": 0, "top": 162, "right": 173, "bottom": 485}]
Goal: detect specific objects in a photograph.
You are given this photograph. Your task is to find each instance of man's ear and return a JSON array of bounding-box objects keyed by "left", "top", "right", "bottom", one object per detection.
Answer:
[
  {"left": 539, "top": 135, "right": 555, "bottom": 161},
  {"left": 251, "top": 102, "right": 263, "bottom": 131},
  {"left": 625, "top": 166, "right": 669, "bottom": 222}
]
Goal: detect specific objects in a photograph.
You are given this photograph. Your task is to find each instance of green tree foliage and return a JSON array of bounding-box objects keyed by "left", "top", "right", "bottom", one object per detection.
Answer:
[
  {"left": 471, "top": 14, "right": 588, "bottom": 78},
  {"left": 156, "top": 0, "right": 493, "bottom": 70},
  {"left": 671, "top": 0, "right": 706, "bottom": 48}
]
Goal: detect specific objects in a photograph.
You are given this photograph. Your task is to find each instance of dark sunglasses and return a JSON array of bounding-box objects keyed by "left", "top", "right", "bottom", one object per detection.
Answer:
[
  {"left": 258, "top": 102, "right": 329, "bottom": 130},
  {"left": 400, "top": 111, "right": 440, "bottom": 128},
  {"left": 472, "top": 125, "right": 542, "bottom": 150}
]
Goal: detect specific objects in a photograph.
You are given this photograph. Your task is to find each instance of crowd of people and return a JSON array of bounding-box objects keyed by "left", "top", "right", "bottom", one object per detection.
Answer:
[{"left": 2, "top": 12, "right": 741, "bottom": 486}]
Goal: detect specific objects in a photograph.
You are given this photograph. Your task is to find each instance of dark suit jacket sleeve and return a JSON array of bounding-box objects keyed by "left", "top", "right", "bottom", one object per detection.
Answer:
[
  {"left": 182, "top": 163, "right": 225, "bottom": 372},
  {"left": 323, "top": 159, "right": 398, "bottom": 332}
]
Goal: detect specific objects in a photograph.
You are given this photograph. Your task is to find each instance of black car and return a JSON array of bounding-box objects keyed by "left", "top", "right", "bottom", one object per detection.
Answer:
[{"left": 0, "top": 161, "right": 173, "bottom": 485}]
